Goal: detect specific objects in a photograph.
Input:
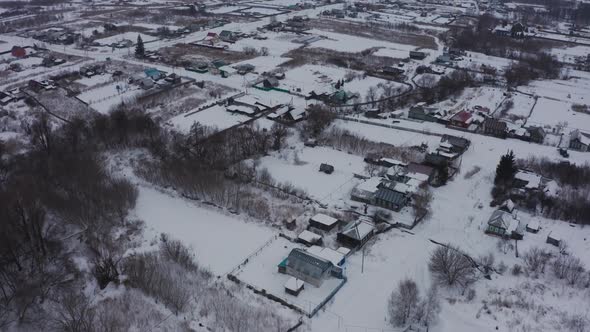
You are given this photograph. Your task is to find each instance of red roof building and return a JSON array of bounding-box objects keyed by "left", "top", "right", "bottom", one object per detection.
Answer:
[
  {"left": 11, "top": 46, "right": 27, "bottom": 58},
  {"left": 450, "top": 110, "right": 473, "bottom": 128}
]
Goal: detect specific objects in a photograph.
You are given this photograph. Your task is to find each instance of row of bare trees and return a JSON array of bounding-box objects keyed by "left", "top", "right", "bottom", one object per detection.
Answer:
[{"left": 0, "top": 104, "right": 173, "bottom": 328}]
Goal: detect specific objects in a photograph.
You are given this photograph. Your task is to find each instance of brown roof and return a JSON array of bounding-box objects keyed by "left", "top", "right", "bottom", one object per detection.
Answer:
[
  {"left": 484, "top": 118, "right": 507, "bottom": 131},
  {"left": 407, "top": 162, "right": 434, "bottom": 177}
]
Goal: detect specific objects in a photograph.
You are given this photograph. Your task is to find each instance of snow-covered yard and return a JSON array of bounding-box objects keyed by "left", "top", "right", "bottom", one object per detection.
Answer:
[
  {"left": 234, "top": 236, "right": 344, "bottom": 315},
  {"left": 94, "top": 32, "right": 158, "bottom": 45},
  {"left": 133, "top": 186, "right": 275, "bottom": 275},
  {"left": 168, "top": 104, "right": 252, "bottom": 133},
  {"left": 77, "top": 81, "right": 144, "bottom": 114},
  {"left": 257, "top": 146, "right": 366, "bottom": 204},
  {"left": 527, "top": 97, "right": 590, "bottom": 131}
]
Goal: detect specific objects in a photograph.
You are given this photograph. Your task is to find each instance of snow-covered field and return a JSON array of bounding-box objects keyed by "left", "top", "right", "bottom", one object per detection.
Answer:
[
  {"left": 77, "top": 82, "right": 144, "bottom": 114},
  {"left": 227, "top": 32, "right": 302, "bottom": 57},
  {"left": 308, "top": 29, "right": 422, "bottom": 53},
  {"left": 258, "top": 146, "right": 366, "bottom": 204},
  {"left": 169, "top": 104, "right": 252, "bottom": 133},
  {"left": 456, "top": 51, "right": 515, "bottom": 72},
  {"left": 94, "top": 32, "right": 158, "bottom": 45},
  {"left": 279, "top": 64, "right": 404, "bottom": 98},
  {"left": 134, "top": 186, "right": 274, "bottom": 275},
  {"left": 527, "top": 97, "right": 590, "bottom": 131}
]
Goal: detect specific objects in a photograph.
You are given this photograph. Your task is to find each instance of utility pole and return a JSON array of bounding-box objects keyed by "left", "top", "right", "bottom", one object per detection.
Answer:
[{"left": 361, "top": 245, "right": 365, "bottom": 274}]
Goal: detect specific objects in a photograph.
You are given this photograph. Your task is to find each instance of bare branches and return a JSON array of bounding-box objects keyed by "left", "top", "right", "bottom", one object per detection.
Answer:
[{"left": 428, "top": 244, "right": 478, "bottom": 291}]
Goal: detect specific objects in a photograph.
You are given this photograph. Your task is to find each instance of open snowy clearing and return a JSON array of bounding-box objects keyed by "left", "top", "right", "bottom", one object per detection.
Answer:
[
  {"left": 77, "top": 81, "right": 144, "bottom": 114},
  {"left": 308, "top": 29, "right": 423, "bottom": 53},
  {"left": 133, "top": 186, "right": 274, "bottom": 275},
  {"left": 168, "top": 104, "right": 252, "bottom": 133},
  {"left": 94, "top": 32, "right": 158, "bottom": 45},
  {"left": 528, "top": 97, "right": 590, "bottom": 132},
  {"left": 258, "top": 146, "right": 366, "bottom": 204}
]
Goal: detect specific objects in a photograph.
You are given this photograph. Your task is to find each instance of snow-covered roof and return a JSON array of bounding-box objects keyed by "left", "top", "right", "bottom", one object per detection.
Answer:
[
  {"left": 336, "top": 247, "right": 351, "bottom": 256},
  {"left": 289, "top": 108, "right": 306, "bottom": 120},
  {"left": 284, "top": 277, "right": 304, "bottom": 292},
  {"left": 543, "top": 180, "right": 560, "bottom": 196},
  {"left": 307, "top": 246, "right": 344, "bottom": 266},
  {"left": 527, "top": 219, "right": 540, "bottom": 230},
  {"left": 386, "top": 165, "right": 406, "bottom": 178},
  {"left": 340, "top": 219, "right": 375, "bottom": 241},
  {"left": 227, "top": 105, "right": 256, "bottom": 114},
  {"left": 406, "top": 171, "right": 430, "bottom": 182},
  {"left": 380, "top": 158, "right": 407, "bottom": 167},
  {"left": 218, "top": 65, "right": 237, "bottom": 74},
  {"left": 354, "top": 177, "right": 382, "bottom": 194},
  {"left": 515, "top": 170, "right": 541, "bottom": 189},
  {"left": 310, "top": 213, "right": 338, "bottom": 227},
  {"left": 488, "top": 210, "right": 522, "bottom": 235},
  {"left": 298, "top": 230, "right": 322, "bottom": 243},
  {"left": 547, "top": 231, "right": 561, "bottom": 241}
]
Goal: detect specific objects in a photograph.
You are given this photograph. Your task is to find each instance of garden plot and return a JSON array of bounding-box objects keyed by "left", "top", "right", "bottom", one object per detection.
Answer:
[
  {"left": 227, "top": 32, "right": 302, "bottom": 57},
  {"left": 455, "top": 51, "right": 515, "bottom": 72},
  {"left": 232, "top": 55, "right": 292, "bottom": 73},
  {"left": 526, "top": 97, "right": 590, "bottom": 131},
  {"left": 208, "top": 5, "right": 249, "bottom": 14},
  {"left": 336, "top": 119, "right": 443, "bottom": 148},
  {"left": 94, "top": 32, "right": 157, "bottom": 45},
  {"left": 168, "top": 104, "right": 252, "bottom": 133},
  {"left": 239, "top": 6, "right": 285, "bottom": 16},
  {"left": 373, "top": 46, "right": 414, "bottom": 59},
  {"left": 429, "top": 87, "right": 507, "bottom": 115},
  {"left": 233, "top": 236, "right": 344, "bottom": 315},
  {"left": 0, "top": 56, "right": 42, "bottom": 71},
  {"left": 134, "top": 186, "right": 274, "bottom": 275},
  {"left": 257, "top": 146, "right": 366, "bottom": 204},
  {"left": 307, "top": 29, "right": 422, "bottom": 53},
  {"left": 75, "top": 74, "right": 113, "bottom": 87},
  {"left": 249, "top": 0, "right": 302, "bottom": 7},
  {"left": 280, "top": 64, "right": 402, "bottom": 99},
  {"left": 551, "top": 45, "right": 590, "bottom": 64},
  {"left": 496, "top": 92, "right": 535, "bottom": 121},
  {"left": 77, "top": 81, "right": 144, "bottom": 114},
  {"left": 519, "top": 78, "right": 590, "bottom": 104}
]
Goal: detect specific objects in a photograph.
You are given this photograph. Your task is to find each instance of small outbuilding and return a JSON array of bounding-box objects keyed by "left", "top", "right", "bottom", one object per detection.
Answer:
[
  {"left": 546, "top": 232, "right": 561, "bottom": 246},
  {"left": 284, "top": 277, "right": 304, "bottom": 296},
  {"left": 319, "top": 163, "right": 334, "bottom": 174},
  {"left": 309, "top": 213, "right": 339, "bottom": 232},
  {"left": 298, "top": 230, "right": 322, "bottom": 246},
  {"left": 526, "top": 220, "right": 540, "bottom": 233}
]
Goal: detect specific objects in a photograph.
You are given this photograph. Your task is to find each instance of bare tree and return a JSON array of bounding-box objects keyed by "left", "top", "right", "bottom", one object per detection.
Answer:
[
  {"left": 388, "top": 278, "right": 419, "bottom": 327},
  {"left": 52, "top": 292, "right": 95, "bottom": 332},
  {"left": 523, "top": 247, "right": 551, "bottom": 276},
  {"left": 414, "top": 283, "right": 441, "bottom": 328},
  {"left": 412, "top": 184, "right": 433, "bottom": 220},
  {"left": 429, "top": 245, "right": 477, "bottom": 291}
]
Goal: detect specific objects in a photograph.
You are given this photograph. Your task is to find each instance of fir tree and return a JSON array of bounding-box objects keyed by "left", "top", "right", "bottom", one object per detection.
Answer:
[
  {"left": 135, "top": 34, "right": 145, "bottom": 58},
  {"left": 495, "top": 150, "right": 517, "bottom": 185}
]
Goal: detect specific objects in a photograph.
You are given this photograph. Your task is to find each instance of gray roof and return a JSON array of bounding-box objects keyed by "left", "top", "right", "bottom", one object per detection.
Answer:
[
  {"left": 375, "top": 188, "right": 408, "bottom": 206},
  {"left": 286, "top": 248, "right": 332, "bottom": 279},
  {"left": 441, "top": 135, "right": 470, "bottom": 149},
  {"left": 340, "top": 219, "right": 375, "bottom": 241}
]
